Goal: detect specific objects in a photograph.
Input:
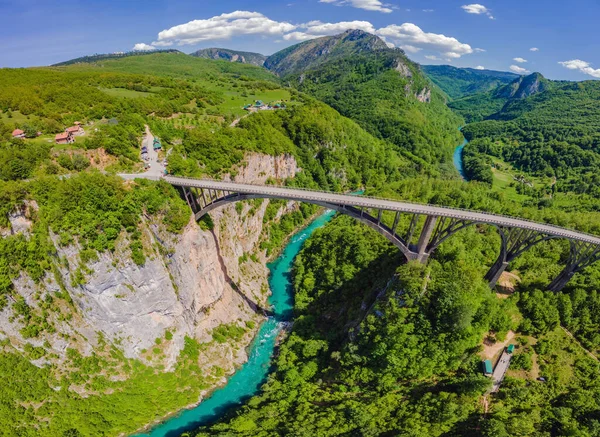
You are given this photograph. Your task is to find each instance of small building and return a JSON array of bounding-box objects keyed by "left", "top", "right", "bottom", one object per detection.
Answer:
[
  {"left": 55, "top": 132, "right": 74, "bottom": 145},
  {"left": 153, "top": 138, "right": 162, "bottom": 150},
  {"left": 507, "top": 344, "right": 515, "bottom": 354},
  {"left": 12, "top": 129, "right": 25, "bottom": 139},
  {"left": 66, "top": 125, "right": 84, "bottom": 136},
  {"left": 243, "top": 104, "right": 251, "bottom": 111},
  {"left": 74, "top": 121, "right": 82, "bottom": 126},
  {"left": 482, "top": 359, "right": 493, "bottom": 376}
]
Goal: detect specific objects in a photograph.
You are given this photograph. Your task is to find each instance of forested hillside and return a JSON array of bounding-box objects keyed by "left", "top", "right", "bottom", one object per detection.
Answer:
[
  {"left": 450, "top": 72, "right": 552, "bottom": 123},
  {"left": 459, "top": 77, "right": 600, "bottom": 198},
  {"left": 422, "top": 65, "right": 519, "bottom": 99},
  {"left": 267, "top": 30, "right": 462, "bottom": 167}
]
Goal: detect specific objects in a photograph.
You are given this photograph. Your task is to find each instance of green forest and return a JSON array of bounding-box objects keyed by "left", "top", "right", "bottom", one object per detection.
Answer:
[{"left": 1, "top": 41, "right": 600, "bottom": 437}]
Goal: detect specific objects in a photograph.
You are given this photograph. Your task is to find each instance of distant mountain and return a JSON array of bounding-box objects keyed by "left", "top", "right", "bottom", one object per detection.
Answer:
[
  {"left": 189, "top": 48, "right": 267, "bottom": 67},
  {"left": 264, "top": 29, "right": 389, "bottom": 77},
  {"left": 52, "top": 49, "right": 183, "bottom": 66},
  {"left": 421, "top": 65, "right": 519, "bottom": 99},
  {"left": 449, "top": 72, "right": 552, "bottom": 122},
  {"left": 266, "top": 29, "right": 462, "bottom": 167}
]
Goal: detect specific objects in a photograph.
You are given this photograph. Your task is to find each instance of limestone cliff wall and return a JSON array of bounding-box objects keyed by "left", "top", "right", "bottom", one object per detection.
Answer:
[{"left": 1, "top": 153, "right": 299, "bottom": 377}]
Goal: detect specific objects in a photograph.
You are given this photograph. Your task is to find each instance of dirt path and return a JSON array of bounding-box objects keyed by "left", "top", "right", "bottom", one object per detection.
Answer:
[
  {"left": 481, "top": 330, "right": 515, "bottom": 361},
  {"left": 561, "top": 326, "right": 598, "bottom": 362}
]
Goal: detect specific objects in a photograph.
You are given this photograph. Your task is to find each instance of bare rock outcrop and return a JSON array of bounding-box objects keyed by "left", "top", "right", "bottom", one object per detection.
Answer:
[{"left": 4, "top": 153, "right": 300, "bottom": 377}]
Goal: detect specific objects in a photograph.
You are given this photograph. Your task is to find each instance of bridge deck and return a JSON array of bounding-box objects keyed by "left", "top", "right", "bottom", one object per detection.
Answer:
[{"left": 163, "top": 176, "right": 600, "bottom": 245}]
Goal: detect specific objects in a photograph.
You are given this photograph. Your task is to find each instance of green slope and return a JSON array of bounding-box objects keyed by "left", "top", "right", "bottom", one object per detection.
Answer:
[
  {"left": 422, "top": 65, "right": 519, "bottom": 99},
  {"left": 266, "top": 31, "right": 462, "bottom": 168}
]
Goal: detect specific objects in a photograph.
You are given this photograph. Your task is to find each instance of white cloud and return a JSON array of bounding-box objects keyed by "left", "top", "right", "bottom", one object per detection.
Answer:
[
  {"left": 530, "top": 47, "right": 539, "bottom": 52},
  {"left": 133, "top": 43, "right": 156, "bottom": 51},
  {"left": 319, "top": 0, "right": 393, "bottom": 13},
  {"left": 401, "top": 45, "right": 421, "bottom": 53},
  {"left": 425, "top": 55, "right": 441, "bottom": 61},
  {"left": 153, "top": 11, "right": 296, "bottom": 46},
  {"left": 559, "top": 59, "right": 600, "bottom": 78},
  {"left": 378, "top": 23, "right": 474, "bottom": 59},
  {"left": 461, "top": 4, "right": 494, "bottom": 19},
  {"left": 475, "top": 65, "right": 485, "bottom": 70},
  {"left": 510, "top": 65, "right": 530, "bottom": 74},
  {"left": 136, "top": 12, "right": 476, "bottom": 62},
  {"left": 422, "top": 9, "right": 434, "bottom": 12},
  {"left": 474, "top": 48, "right": 486, "bottom": 53},
  {"left": 284, "top": 20, "right": 376, "bottom": 41},
  {"left": 513, "top": 57, "right": 527, "bottom": 63}
]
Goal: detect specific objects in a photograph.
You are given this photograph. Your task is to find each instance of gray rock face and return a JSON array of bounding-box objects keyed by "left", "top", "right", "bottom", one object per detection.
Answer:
[{"left": 4, "top": 153, "right": 300, "bottom": 376}]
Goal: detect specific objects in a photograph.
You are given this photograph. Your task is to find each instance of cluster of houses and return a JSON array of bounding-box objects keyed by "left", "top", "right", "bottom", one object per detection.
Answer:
[
  {"left": 243, "top": 100, "right": 286, "bottom": 112},
  {"left": 55, "top": 122, "right": 85, "bottom": 145}
]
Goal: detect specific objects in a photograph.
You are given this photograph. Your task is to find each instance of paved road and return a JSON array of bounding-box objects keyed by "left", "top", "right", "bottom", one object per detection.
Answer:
[
  {"left": 491, "top": 351, "right": 512, "bottom": 392},
  {"left": 159, "top": 176, "right": 600, "bottom": 245},
  {"left": 119, "top": 126, "right": 164, "bottom": 181}
]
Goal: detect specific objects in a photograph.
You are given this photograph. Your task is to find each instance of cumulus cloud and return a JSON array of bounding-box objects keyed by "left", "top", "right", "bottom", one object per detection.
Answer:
[
  {"left": 510, "top": 65, "right": 530, "bottom": 74},
  {"left": 378, "top": 23, "right": 474, "bottom": 59},
  {"left": 153, "top": 11, "right": 296, "bottom": 46},
  {"left": 134, "top": 11, "right": 477, "bottom": 61},
  {"left": 319, "top": 0, "right": 393, "bottom": 13},
  {"left": 513, "top": 57, "right": 527, "bottom": 63},
  {"left": 425, "top": 55, "right": 441, "bottom": 61},
  {"left": 475, "top": 65, "right": 485, "bottom": 70},
  {"left": 461, "top": 4, "right": 494, "bottom": 19},
  {"left": 283, "top": 20, "right": 376, "bottom": 41},
  {"left": 559, "top": 59, "right": 600, "bottom": 78},
  {"left": 133, "top": 43, "right": 156, "bottom": 51},
  {"left": 530, "top": 47, "right": 539, "bottom": 52}
]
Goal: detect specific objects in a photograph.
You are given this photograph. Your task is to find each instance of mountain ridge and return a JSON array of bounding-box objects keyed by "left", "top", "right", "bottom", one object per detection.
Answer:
[
  {"left": 189, "top": 48, "right": 267, "bottom": 66},
  {"left": 422, "top": 64, "right": 520, "bottom": 99}
]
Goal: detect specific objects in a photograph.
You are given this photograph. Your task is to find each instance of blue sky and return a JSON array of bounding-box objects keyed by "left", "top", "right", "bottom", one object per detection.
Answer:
[{"left": 1, "top": 0, "right": 599, "bottom": 80}]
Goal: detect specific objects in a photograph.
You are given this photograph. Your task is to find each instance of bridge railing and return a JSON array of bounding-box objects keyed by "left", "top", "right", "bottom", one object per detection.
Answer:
[{"left": 164, "top": 175, "right": 600, "bottom": 242}]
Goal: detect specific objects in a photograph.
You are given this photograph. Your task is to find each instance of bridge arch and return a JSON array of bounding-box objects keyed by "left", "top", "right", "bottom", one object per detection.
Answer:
[{"left": 168, "top": 177, "right": 600, "bottom": 292}]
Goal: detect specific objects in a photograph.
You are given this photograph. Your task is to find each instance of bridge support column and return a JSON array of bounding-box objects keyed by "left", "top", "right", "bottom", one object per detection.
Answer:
[
  {"left": 416, "top": 215, "right": 437, "bottom": 263},
  {"left": 547, "top": 266, "right": 576, "bottom": 292},
  {"left": 547, "top": 241, "right": 600, "bottom": 292}
]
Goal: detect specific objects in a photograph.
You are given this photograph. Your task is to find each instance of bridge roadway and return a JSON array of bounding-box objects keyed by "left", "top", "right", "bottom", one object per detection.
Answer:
[{"left": 164, "top": 175, "right": 600, "bottom": 246}]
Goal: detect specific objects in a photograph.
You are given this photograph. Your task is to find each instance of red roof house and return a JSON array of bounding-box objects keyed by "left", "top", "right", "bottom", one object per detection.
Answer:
[
  {"left": 66, "top": 126, "right": 84, "bottom": 135},
  {"left": 12, "top": 129, "right": 25, "bottom": 138},
  {"left": 55, "top": 132, "right": 74, "bottom": 145}
]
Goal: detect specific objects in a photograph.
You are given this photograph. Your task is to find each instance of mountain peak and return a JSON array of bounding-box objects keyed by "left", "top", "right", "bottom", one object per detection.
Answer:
[
  {"left": 495, "top": 71, "right": 549, "bottom": 100},
  {"left": 264, "top": 29, "right": 390, "bottom": 76}
]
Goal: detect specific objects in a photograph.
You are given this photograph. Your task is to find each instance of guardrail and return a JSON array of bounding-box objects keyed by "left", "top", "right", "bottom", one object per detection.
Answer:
[{"left": 161, "top": 175, "right": 600, "bottom": 243}]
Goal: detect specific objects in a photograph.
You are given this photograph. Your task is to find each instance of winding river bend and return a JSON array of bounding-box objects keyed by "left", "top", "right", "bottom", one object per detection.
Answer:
[{"left": 135, "top": 210, "right": 337, "bottom": 437}]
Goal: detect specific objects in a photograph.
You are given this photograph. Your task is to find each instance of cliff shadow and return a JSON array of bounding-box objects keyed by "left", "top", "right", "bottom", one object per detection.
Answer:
[{"left": 209, "top": 229, "right": 274, "bottom": 317}]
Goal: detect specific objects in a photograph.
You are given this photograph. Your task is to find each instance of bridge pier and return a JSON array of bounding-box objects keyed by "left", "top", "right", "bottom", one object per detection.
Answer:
[
  {"left": 485, "top": 228, "right": 556, "bottom": 288},
  {"left": 415, "top": 215, "right": 437, "bottom": 263},
  {"left": 547, "top": 241, "right": 600, "bottom": 292}
]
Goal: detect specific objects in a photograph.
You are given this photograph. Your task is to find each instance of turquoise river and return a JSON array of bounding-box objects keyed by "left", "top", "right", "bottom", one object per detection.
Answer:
[{"left": 135, "top": 209, "right": 338, "bottom": 437}]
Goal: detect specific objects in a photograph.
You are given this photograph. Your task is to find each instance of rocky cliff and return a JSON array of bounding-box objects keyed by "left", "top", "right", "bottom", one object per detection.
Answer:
[
  {"left": 1, "top": 153, "right": 299, "bottom": 380},
  {"left": 189, "top": 48, "right": 267, "bottom": 67}
]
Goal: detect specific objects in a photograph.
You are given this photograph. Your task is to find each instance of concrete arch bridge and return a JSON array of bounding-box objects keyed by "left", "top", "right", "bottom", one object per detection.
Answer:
[{"left": 164, "top": 176, "right": 600, "bottom": 292}]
